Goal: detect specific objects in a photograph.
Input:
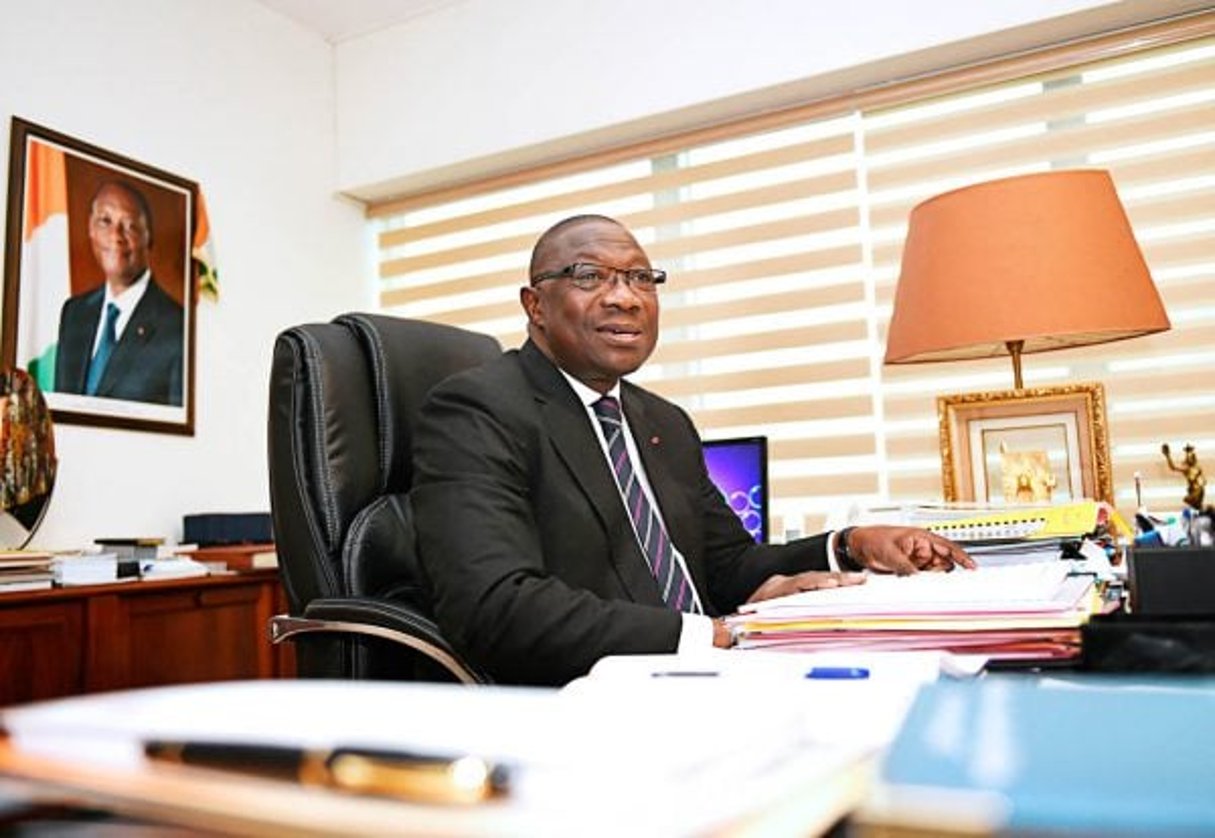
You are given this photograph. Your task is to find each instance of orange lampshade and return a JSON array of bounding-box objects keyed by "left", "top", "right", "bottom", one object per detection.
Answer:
[{"left": 884, "top": 170, "right": 1170, "bottom": 385}]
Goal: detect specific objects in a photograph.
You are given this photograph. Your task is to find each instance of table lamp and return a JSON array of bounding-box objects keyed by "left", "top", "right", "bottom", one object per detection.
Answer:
[
  {"left": 884, "top": 169, "right": 1170, "bottom": 390},
  {"left": 884, "top": 170, "right": 1171, "bottom": 505}
]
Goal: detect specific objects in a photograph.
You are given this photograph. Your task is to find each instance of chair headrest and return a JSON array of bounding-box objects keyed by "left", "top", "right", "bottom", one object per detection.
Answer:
[{"left": 336, "top": 314, "right": 503, "bottom": 492}]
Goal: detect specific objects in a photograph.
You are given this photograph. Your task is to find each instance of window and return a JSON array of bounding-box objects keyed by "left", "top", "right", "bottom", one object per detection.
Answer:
[{"left": 371, "top": 19, "right": 1214, "bottom": 532}]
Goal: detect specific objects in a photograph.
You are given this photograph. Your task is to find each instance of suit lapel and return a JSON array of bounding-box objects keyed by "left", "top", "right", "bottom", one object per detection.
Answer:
[
  {"left": 518, "top": 343, "right": 665, "bottom": 606},
  {"left": 65, "top": 289, "right": 105, "bottom": 390}
]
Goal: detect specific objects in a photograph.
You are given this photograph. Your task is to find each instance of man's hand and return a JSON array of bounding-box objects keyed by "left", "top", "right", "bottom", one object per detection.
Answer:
[
  {"left": 745, "top": 570, "right": 867, "bottom": 605},
  {"left": 847, "top": 525, "right": 974, "bottom": 575}
]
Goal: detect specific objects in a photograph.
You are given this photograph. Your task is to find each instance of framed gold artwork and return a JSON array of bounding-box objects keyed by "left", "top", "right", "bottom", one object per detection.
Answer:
[{"left": 938, "top": 383, "right": 1113, "bottom": 505}]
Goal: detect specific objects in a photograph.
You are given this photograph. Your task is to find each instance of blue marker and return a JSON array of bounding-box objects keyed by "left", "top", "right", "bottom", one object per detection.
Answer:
[{"left": 806, "top": 666, "right": 869, "bottom": 680}]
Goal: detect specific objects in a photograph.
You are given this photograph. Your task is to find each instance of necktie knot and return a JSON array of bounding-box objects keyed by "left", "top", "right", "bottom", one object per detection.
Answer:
[{"left": 592, "top": 395, "right": 621, "bottom": 423}]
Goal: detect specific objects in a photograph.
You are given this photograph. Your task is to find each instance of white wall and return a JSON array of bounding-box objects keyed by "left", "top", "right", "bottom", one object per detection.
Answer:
[
  {"left": 0, "top": 0, "right": 369, "bottom": 550},
  {"left": 2, "top": 0, "right": 1199, "bottom": 551},
  {"left": 335, "top": 0, "right": 1207, "bottom": 200}
]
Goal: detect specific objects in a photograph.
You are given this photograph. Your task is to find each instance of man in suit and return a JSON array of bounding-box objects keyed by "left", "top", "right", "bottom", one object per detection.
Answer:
[
  {"left": 412, "top": 214, "right": 971, "bottom": 686},
  {"left": 54, "top": 181, "right": 183, "bottom": 406}
]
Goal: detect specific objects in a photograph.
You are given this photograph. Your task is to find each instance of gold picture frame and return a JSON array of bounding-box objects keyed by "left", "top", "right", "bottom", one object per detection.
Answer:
[{"left": 938, "top": 383, "right": 1113, "bottom": 505}]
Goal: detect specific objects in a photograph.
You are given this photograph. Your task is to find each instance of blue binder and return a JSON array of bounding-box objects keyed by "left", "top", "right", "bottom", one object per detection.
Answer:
[{"left": 879, "top": 676, "right": 1215, "bottom": 834}]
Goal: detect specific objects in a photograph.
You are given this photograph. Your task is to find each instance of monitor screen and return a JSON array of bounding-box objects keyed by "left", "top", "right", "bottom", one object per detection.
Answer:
[{"left": 702, "top": 436, "right": 769, "bottom": 543}]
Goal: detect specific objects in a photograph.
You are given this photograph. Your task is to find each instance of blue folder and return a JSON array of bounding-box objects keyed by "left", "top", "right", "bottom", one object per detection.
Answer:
[{"left": 879, "top": 676, "right": 1215, "bottom": 834}]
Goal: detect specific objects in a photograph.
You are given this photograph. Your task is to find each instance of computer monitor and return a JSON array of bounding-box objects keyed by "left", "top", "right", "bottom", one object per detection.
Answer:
[{"left": 702, "top": 436, "right": 769, "bottom": 543}]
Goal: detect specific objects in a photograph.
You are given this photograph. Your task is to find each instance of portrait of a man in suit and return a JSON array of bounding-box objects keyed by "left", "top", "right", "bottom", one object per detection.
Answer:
[{"left": 53, "top": 180, "right": 184, "bottom": 406}]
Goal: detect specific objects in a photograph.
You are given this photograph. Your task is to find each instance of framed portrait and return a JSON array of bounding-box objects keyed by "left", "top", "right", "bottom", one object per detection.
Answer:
[
  {"left": 2, "top": 117, "right": 196, "bottom": 435},
  {"left": 938, "top": 383, "right": 1113, "bottom": 505}
]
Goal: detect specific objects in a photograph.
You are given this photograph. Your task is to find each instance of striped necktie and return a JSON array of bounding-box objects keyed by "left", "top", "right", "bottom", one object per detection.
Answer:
[
  {"left": 592, "top": 396, "right": 697, "bottom": 613},
  {"left": 85, "top": 302, "right": 120, "bottom": 396}
]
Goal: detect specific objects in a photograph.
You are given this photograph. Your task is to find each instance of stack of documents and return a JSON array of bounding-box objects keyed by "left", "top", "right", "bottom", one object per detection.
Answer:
[
  {"left": 838, "top": 500, "right": 1131, "bottom": 570},
  {"left": 51, "top": 553, "right": 122, "bottom": 586},
  {"left": 842, "top": 499, "right": 1129, "bottom": 541},
  {"left": 0, "top": 549, "right": 54, "bottom": 592},
  {"left": 728, "top": 562, "right": 1098, "bottom": 662},
  {"left": 0, "top": 679, "right": 871, "bottom": 836}
]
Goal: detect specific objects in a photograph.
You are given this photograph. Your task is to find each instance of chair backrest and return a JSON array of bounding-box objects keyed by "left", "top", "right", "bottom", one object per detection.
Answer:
[{"left": 267, "top": 313, "right": 502, "bottom": 675}]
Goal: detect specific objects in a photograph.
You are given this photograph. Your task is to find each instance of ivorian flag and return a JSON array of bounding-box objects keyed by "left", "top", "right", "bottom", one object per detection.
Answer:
[
  {"left": 18, "top": 140, "right": 69, "bottom": 392},
  {"left": 193, "top": 187, "right": 218, "bottom": 302}
]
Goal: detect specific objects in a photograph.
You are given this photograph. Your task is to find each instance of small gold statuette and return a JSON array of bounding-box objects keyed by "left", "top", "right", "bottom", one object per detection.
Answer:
[
  {"left": 1000, "top": 442, "right": 1057, "bottom": 504},
  {"left": 1161, "top": 442, "right": 1206, "bottom": 511}
]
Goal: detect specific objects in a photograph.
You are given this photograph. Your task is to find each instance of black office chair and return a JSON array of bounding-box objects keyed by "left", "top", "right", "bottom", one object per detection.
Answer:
[{"left": 267, "top": 313, "right": 502, "bottom": 684}]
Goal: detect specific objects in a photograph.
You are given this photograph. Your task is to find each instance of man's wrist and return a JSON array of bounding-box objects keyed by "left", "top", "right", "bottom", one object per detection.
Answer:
[
  {"left": 834, "top": 526, "right": 863, "bottom": 572},
  {"left": 712, "top": 618, "right": 737, "bottom": 649}
]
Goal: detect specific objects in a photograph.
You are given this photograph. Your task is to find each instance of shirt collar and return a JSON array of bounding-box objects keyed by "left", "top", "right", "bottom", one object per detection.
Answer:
[
  {"left": 104, "top": 270, "right": 151, "bottom": 314},
  {"left": 557, "top": 368, "right": 622, "bottom": 409}
]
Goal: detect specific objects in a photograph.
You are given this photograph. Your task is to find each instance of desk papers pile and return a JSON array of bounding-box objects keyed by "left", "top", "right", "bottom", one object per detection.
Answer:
[
  {"left": 728, "top": 562, "right": 1097, "bottom": 662},
  {"left": 1, "top": 679, "right": 869, "bottom": 837}
]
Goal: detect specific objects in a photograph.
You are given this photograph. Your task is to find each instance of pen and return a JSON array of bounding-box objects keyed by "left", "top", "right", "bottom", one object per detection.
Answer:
[
  {"left": 144, "top": 740, "right": 510, "bottom": 805},
  {"left": 650, "top": 671, "right": 720, "bottom": 678},
  {"left": 805, "top": 666, "right": 870, "bottom": 680}
]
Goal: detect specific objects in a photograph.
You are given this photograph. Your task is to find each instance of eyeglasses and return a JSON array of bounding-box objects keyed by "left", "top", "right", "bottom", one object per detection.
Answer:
[{"left": 530, "top": 262, "right": 667, "bottom": 293}]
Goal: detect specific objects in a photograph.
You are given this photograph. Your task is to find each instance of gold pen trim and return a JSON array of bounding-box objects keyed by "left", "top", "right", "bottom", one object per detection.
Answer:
[{"left": 327, "top": 752, "right": 498, "bottom": 805}]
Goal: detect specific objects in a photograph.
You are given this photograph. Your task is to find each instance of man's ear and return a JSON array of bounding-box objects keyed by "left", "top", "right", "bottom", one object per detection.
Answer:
[{"left": 520, "top": 285, "right": 543, "bottom": 327}]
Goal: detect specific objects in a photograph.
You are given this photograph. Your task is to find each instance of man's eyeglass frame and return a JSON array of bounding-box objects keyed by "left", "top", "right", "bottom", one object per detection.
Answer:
[{"left": 529, "top": 262, "right": 667, "bottom": 292}]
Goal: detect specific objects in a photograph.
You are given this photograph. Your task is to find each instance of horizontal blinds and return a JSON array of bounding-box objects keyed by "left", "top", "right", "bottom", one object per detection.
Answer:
[
  {"left": 373, "top": 20, "right": 1214, "bottom": 531},
  {"left": 375, "top": 116, "right": 873, "bottom": 535}
]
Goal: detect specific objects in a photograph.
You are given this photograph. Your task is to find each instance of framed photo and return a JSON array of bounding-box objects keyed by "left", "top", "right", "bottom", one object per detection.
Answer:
[
  {"left": 3, "top": 117, "right": 196, "bottom": 435},
  {"left": 938, "top": 383, "right": 1113, "bottom": 505}
]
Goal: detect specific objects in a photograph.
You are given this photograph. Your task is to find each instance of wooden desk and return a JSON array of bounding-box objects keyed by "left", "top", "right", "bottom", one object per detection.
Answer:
[{"left": 0, "top": 570, "right": 294, "bottom": 707}]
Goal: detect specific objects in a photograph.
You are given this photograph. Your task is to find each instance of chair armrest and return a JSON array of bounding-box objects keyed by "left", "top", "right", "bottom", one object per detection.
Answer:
[{"left": 269, "top": 597, "right": 488, "bottom": 685}]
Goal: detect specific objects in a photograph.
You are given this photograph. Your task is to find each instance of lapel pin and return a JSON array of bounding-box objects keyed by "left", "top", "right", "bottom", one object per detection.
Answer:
[{"left": 650, "top": 436, "right": 660, "bottom": 445}]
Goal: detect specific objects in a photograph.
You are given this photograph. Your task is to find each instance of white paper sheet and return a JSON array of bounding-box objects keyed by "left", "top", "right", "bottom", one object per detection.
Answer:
[{"left": 738, "top": 562, "right": 1076, "bottom": 616}]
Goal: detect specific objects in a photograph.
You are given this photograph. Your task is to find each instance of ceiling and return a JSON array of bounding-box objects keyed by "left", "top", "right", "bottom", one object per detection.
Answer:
[{"left": 255, "top": 0, "right": 466, "bottom": 43}]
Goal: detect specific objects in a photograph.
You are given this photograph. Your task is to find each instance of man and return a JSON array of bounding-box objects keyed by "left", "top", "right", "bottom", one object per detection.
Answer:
[
  {"left": 412, "top": 214, "right": 971, "bottom": 686},
  {"left": 55, "top": 180, "right": 184, "bottom": 405}
]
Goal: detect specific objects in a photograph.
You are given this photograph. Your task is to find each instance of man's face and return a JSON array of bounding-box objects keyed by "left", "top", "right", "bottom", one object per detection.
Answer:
[
  {"left": 522, "top": 219, "right": 660, "bottom": 393},
  {"left": 88, "top": 185, "right": 150, "bottom": 288}
]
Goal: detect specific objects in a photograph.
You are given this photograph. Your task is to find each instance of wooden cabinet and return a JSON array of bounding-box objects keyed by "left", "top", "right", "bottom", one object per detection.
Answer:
[
  {"left": 0, "top": 600, "right": 84, "bottom": 703},
  {"left": 0, "top": 570, "right": 294, "bottom": 707}
]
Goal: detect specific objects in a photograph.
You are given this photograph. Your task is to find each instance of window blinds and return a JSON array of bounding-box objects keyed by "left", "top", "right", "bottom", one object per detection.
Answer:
[{"left": 370, "top": 18, "right": 1214, "bottom": 533}]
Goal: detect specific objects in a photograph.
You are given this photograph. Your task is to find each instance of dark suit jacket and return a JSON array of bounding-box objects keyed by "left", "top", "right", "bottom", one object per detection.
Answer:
[
  {"left": 412, "top": 340, "right": 830, "bottom": 686},
  {"left": 54, "top": 278, "right": 184, "bottom": 406}
]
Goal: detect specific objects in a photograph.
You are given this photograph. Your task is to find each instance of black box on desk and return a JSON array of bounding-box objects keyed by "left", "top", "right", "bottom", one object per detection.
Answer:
[
  {"left": 1128, "top": 546, "right": 1215, "bottom": 616},
  {"left": 1082, "top": 613, "right": 1215, "bottom": 673},
  {"left": 183, "top": 513, "right": 273, "bottom": 546}
]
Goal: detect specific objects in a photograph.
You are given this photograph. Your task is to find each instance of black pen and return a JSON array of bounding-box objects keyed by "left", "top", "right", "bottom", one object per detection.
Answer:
[{"left": 144, "top": 740, "right": 510, "bottom": 805}]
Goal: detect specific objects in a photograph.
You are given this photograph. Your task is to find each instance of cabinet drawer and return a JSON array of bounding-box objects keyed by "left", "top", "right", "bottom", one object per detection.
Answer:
[{"left": 0, "top": 602, "right": 85, "bottom": 704}]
